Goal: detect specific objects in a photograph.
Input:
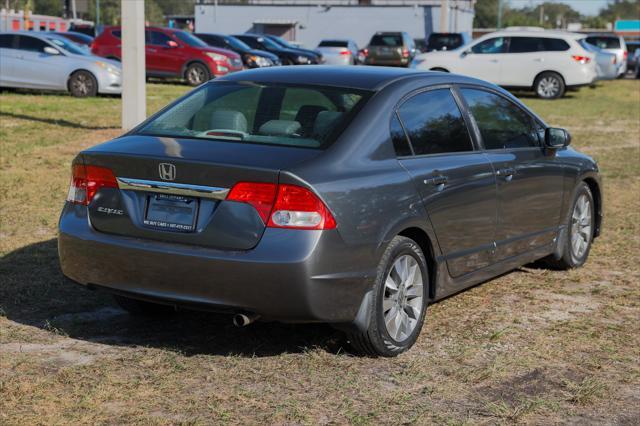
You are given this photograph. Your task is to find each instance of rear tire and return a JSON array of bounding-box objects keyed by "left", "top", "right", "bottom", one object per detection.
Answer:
[
  {"left": 69, "top": 70, "right": 98, "bottom": 97},
  {"left": 542, "top": 182, "right": 595, "bottom": 270},
  {"left": 534, "top": 71, "right": 565, "bottom": 99},
  {"left": 348, "top": 236, "right": 428, "bottom": 357},
  {"left": 114, "top": 295, "right": 176, "bottom": 316},
  {"left": 184, "top": 62, "right": 210, "bottom": 86}
]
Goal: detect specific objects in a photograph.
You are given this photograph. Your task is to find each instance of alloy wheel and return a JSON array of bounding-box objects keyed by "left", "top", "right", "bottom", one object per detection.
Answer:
[
  {"left": 537, "top": 77, "right": 560, "bottom": 98},
  {"left": 570, "top": 193, "right": 592, "bottom": 259},
  {"left": 72, "top": 73, "right": 94, "bottom": 96},
  {"left": 382, "top": 254, "right": 424, "bottom": 342},
  {"left": 187, "top": 65, "right": 207, "bottom": 85}
]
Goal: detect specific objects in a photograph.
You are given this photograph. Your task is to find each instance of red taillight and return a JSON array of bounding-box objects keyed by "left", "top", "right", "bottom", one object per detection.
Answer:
[
  {"left": 226, "top": 182, "right": 336, "bottom": 230},
  {"left": 66, "top": 164, "right": 118, "bottom": 205},
  {"left": 571, "top": 55, "right": 591, "bottom": 64},
  {"left": 624, "top": 50, "right": 628, "bottom": 60},
  {"left": 402, "top": 48, "right": 410, "bottom": 58},
  {"left": 339, "top": 49, "right": 351, "bottom": 56},
  {"left": 226, "top": 182, "right": 277, "bottom": 223},
  {"left": 361, "top": 48, "right": 368, "bottom": 57}
]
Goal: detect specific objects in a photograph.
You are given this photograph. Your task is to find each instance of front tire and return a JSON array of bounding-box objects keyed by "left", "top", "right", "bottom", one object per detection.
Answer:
[
  {"left": 184, "top": 62, "right": 210, "bottom": 86},
  {"left": 534, "top": 71, "right": 565, "bottom": 99},
  {"left": 348, "top": 236, "right": 428, "bottom": 357},
  {"left": 543, "top": 182, "right": 595, "bottom": 270},
  {"left": 69, "top": 70, "right": 98, "bottom": 97}
]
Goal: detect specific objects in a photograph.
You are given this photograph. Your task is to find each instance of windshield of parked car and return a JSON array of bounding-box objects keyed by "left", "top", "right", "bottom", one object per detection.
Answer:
[
  {"left": 137, "top": 82, "right": 370, "bottom": 149},
  {"left": 585, "top": 36, "right": 621, "bottom": 49},
  {"left": 370, "top": 34, "right": 403, "bottom": 47},
  {"left": 226, "top": 36, "right": 251, "bottom": 50},
  {"left": 175, "top": 31, "right": 209, "bottom": 47},
  {"left": 255, "top": 36, "right": 281, "bottom": 50},
  {"left": 46, "top": 36, "right": 89, "bottom": 55},
  {"left": 427, "top": 33, "right": 463, "bottom": 51}
]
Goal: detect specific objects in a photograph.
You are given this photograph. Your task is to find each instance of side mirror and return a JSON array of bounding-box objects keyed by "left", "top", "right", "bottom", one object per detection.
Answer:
[
  {"left": 167, "top": 40, "right": 178, "bottom": 48},
  {"left": 461, "top": 49, "right": 471, "bottom": 58},
  {"left": 43, "top": 46, "right": 60, "bottom": 55},
  {"left": 545, "top": 127, "right": 571, "bottom": 148}
]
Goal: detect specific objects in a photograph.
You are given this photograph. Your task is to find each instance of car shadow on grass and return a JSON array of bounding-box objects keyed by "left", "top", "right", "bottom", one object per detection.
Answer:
[
  {"left": 0, "top": 111, "right": 119, "bottom": 131},
  {"left": 0, "top": 239, "right": 348, "bottom": 357}
]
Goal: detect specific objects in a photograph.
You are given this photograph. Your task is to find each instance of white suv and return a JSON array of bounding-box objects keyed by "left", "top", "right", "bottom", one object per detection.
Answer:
[{"left": 412, "top": 30, "right": 598, "bottom": 99}]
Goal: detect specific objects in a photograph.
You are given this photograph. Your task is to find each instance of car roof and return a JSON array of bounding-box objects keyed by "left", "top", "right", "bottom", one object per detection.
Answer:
[
  {"left": 488, "top": 30, "right": 584, "bottom": 40},
  {"left": 219, "top": 66, "right": 487, "bottom": 91},
  {"left": 2, "top": 31, "right": 66, "bottom": 41}
]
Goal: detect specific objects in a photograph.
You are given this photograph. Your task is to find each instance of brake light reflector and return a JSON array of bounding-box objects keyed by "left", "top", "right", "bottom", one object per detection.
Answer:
[
  {"left": 66, "top": 164, "right": 118, "bottom": 205},
  {"left": 571, "top": 55, "right": 591, "bottom": 64},
  {"left": 226, "top": 182, "right": 336, "bottom": 230}
]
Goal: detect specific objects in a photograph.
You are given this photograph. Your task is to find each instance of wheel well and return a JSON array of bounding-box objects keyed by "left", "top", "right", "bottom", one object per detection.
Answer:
[
  {"left": 182, "top": 60, "right": 211, "bottom": 78},
  {"left": 398, "top": 227, "right": 437, "bottom": 299},
  {"left": 67, "top": 69, "right": 97, "bottom": 91},
  {"left": 533, "top": 70, "right": 565, "bottom": 87},
  {"left": 583, "top": 177, "right": 602, "bottom": 238}
]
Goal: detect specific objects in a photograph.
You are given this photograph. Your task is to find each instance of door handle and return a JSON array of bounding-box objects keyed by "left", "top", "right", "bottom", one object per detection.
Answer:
[
  {"left": 424, "top": 175, "right": 448, "bottom": 186},
  {"left": 147, "top": 48, "right": 157, "bottom": 53},
  {"left": 533, "top": 58, "right": 544, "bottom": 62},
  {"left": 490, "top": 59, "right": 498, "bottom": 63},
  {"left": 496, "top": 167, "right": 516, "bottom": 181}
]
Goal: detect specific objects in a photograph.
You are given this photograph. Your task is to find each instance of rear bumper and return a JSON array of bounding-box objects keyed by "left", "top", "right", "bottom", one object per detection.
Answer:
[
  {"left": 58, "top": 204, "right": 374, "bottom": 323},
  {"left": 365, "top": 57, "right": 410, "bottom": 66}
]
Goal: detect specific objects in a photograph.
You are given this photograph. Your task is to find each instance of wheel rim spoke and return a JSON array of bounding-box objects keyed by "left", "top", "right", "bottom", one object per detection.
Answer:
[
  {"left": 570, "top": 194, "right": 592, "bottom": 258},
  {"left": 382, "top": 254, "right": 424, "bottom": 343}
]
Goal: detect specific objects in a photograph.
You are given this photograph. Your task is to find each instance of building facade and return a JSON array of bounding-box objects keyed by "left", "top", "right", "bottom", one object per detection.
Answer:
[{"left": 195, "top": 0, "right": 475, "bottom": 49}]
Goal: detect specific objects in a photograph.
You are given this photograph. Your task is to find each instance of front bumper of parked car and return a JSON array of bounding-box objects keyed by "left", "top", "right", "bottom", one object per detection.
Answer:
[
  {"left": 58, "top": 204, "right": 373, "bottom": 323},
  {"left": 96, "top": 70, "right": 122, "bottom": 94}
]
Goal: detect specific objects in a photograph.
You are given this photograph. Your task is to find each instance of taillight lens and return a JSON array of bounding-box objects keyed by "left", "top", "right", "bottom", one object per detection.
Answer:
[
  {"left": 402, "top": 48, "right": 410, "bottom": 58},
  {"left": 66, "top": 164, "right": 118, "bottom": 205},
  {"left": 624, "top": 50, "right": 628, "bottom": 60},
  {"left": 571, "top": 55, "right": 591, "bottom": 64},
  {"left": 226, "top": 182, "right": 336, "bottom": 230},
  {"left": 361, "top": 48, "right": 368, "bottom": 57},
  {"left": 339, "top": 49, "right": 351, "bottom": 56},
  {"left": 226, "top": 182, "right": 277, "bottom": 223}
]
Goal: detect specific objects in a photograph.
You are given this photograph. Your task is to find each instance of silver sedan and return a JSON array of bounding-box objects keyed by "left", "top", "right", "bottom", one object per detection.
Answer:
[
  {"left": 0, "top": 31, "right": 121, "bottom": 97},
  {"left": 315, "top": 39, "right": 359, "bottom": 66}
]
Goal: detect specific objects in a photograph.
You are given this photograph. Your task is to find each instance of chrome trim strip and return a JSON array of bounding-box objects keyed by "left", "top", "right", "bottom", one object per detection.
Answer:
[{"left": 116, "top": 177, "right": 229, "bottom": 200}]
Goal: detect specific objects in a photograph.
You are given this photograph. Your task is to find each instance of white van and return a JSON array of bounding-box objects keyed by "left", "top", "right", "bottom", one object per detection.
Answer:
[{"left": 412, "top": 30, "right": 598, "bottom": 99}]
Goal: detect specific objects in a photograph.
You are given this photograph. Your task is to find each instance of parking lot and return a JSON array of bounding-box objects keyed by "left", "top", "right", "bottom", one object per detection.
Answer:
[{"left": 0, "top": 78, "right": 638, "bottom": 423}]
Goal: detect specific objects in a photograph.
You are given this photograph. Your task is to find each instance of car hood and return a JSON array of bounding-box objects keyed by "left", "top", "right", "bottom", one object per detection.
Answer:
[{"left": 199, "top": 46, "right": 241, "bottom": 59}]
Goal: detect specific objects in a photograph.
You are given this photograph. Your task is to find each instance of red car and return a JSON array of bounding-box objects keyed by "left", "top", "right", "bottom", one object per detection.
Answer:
[{"left": 92, "top": 26, "right": 243, "bottom": 86}]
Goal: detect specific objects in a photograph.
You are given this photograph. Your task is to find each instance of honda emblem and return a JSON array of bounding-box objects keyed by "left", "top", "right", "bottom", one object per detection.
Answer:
[{"left": 158, "top": 163, "right": 176, "bottom": 181}]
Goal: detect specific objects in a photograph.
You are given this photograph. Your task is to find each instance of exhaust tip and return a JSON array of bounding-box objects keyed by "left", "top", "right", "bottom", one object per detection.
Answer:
[{"left": 233, "top": 313, "right": 259, "bottom": 327}]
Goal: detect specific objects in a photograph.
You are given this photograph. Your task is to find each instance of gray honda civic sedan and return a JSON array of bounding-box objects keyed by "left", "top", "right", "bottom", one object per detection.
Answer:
[{"left": 58, "top": 67, "right": 602, "bottom": 356}]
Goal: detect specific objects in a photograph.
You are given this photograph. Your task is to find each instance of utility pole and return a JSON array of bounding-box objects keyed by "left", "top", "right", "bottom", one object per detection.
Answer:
[
  {"left": 121, "top": 0, "right": 146, "bottom": 130},
  {"left": 440, "top": 0, "right": 449, "bottom": 32},
  {"left": 96, "top": 0, "right": 100, "bottom": 29},
  {"left": 497, "top": 0, "right": 503, "bottom": 29},
  {"left": 539, "top": 4, "right": 544, "bottom": 25}
]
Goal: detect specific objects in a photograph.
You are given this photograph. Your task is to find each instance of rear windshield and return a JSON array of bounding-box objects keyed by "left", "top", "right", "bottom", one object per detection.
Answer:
[
  {"left": 427, "top": 33, "right": 463, "bottom": 50},
  {"left": 319, "top": 40, "right": 349, "bottom": 47},
  {"left": 137, "top": 82, "right": 370, "bottom": 149},
  {"left": 585, "top": 36, "right": 621, "bottom": 49},
  {"left": 370, "top": 34, "right": 403, "bottom": 46}
]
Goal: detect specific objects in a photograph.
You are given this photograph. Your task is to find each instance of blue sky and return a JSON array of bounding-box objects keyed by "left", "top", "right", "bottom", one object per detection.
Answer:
[{"left": 506, "top": 0, "right": 611, "bottom": 16}]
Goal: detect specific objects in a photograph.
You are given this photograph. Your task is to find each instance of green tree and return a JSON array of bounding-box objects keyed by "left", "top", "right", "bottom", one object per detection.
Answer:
[{"left": 599, "top": 0, "right": 640, "bottom": 23}]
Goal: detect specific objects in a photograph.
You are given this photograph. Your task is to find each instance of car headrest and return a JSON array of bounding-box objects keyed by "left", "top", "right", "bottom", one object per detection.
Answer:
[
  {"left": 209, "top": 110, "right": 248, "bottom": 133},
  {"left": 313, "top": 111, "right": 343, "bottom": 136},
  {"left": 258, "top": 120, "right": 301, "bottom": 136}
]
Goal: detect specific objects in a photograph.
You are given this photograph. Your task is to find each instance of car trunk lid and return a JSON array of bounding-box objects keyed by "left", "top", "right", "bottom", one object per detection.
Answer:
[{"left": 78, "top": 135, "right": 321, "bottom": 250}]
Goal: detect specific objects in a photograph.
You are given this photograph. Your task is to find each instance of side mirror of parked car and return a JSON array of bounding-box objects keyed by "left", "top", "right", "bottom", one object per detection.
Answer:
[
  {"left": 43, "top": 46, "right": 60, "bottom": 55},
  {"left": 545, "top": 127, "right": 571, "bottom": 148},
  {"left": 461, "top": 49, "right": 471, "bottom": 58}
]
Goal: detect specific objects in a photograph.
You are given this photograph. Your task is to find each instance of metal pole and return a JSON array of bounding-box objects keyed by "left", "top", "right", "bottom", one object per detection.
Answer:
[
  {"left": 440, "top": 0, "right": 449, "bottom": 32},
  {"left": 121, "top": 0, "right": 146, "bottom": 130},
  {"left": 497, "top": 0, "right": 503, "bottom": 29},
  {"left": 96, "top": 0, "right": 100, "bottom": 29}
]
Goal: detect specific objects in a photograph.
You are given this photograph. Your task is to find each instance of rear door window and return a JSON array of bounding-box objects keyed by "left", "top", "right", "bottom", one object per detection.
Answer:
[
  {"left": 461, "top": 88, "right": 539, "bottom": 150},
  {"left": 471, "top": 37, "right": 506, "bottom": 54},
  {"left": 390, "top": 113, "right": 412, "bottom": 156},
  {"left": 16, "top": 36, "right": 50, "bottom": 53},
  {"left": 396, "top": 89, "right": 473, "bottom": 156}
]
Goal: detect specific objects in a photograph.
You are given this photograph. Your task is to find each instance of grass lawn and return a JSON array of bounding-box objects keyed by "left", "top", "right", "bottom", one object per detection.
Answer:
[{"left": 1, "top": 80, "right": 639, "bottom": 424}]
